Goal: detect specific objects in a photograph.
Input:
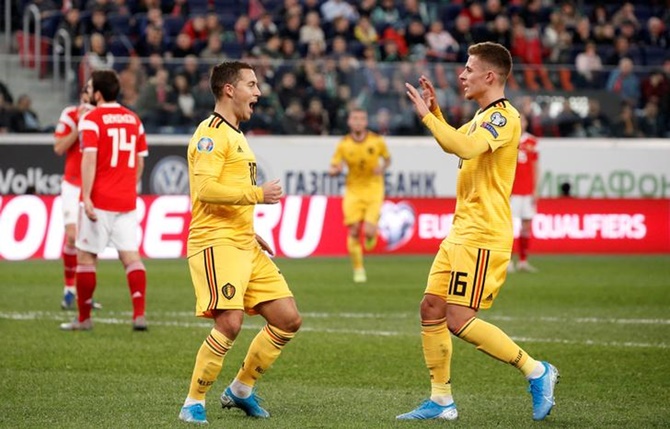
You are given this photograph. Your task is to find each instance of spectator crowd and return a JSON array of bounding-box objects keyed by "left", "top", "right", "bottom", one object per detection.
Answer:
[{"left": 3, "top": 0, "right": 670, "bottom": 137}]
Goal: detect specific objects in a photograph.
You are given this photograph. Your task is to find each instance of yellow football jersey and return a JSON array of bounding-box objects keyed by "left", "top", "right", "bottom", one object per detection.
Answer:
[
  {"left": 447, "top": 99, "right": 520, "bottom": 252},
  {"left": 330, "top": 131, "right": 390, "bottom": 195},
  {"left": 187, "top": 113, "right": 263, "bottom": 256}
]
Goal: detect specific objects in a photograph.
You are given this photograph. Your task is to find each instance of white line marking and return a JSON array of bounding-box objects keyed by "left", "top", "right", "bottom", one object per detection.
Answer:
[{"left": 1, "top": 311, "right": 667, "bottom": 349}]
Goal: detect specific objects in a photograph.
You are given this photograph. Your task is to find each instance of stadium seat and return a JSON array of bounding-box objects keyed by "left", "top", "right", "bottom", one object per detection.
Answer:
[
  {"left": 108, "top": 14, "right": 131, "bottom": 36},
  {"left": 440, "top": 4, "right": 462, "bottom": 26},
  {"left": 222, "top": 41, "right": 243, "bottom": 58},
  {"left": 189, "top": 0, "right": 210, "bottom": 15},
  {"left": 163, "top": 16, "right": 186, "bottom": 39}
]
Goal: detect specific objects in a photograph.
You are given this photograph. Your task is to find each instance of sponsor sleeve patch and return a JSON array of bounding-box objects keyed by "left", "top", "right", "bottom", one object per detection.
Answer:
[
  {"left": 196, "top": 137, "right": 214, "bottom": 153},
  {"left": 490, "top": 112, "right": 507, "bottom": 127},
  {"left": 480, "top": 121, "right": 499, "bottom": 138}
]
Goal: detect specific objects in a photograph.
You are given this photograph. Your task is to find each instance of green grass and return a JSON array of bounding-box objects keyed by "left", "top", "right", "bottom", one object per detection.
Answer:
[{"left": 1, "top": 255, "right": 669, "bottom": 428}]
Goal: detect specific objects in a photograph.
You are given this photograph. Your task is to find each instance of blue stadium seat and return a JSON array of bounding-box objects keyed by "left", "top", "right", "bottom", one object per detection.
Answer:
[
  {"left": 108, "top": 13, "right": 131, "bottom": 36},
  {"left": 108, "top": 35, "right": 132, "bottom": 57},
  {"left": 440, "top": 4, "right": 462, "bottom": 26},
  {"left": 189, "top": 0, "right": 210, "bottom": 14},
  {"left": 214, "top": 0, "right": 239, "bottom": 14},
  {"left": 222, "top": 41, "right": 243, "bottom": 58},
  {"left": 644, "top": 46, "right": 669, "bottom": 67},
  {"left": 163, "top": 16, "right": 186, "bottom": 39}
]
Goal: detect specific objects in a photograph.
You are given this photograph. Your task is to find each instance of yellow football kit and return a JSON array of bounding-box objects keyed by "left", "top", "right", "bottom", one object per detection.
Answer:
[
  {"left": 187, "top": 112, "right": 292, "bottom": 318},
  {"left": 425, "top": 99, "right": 520, "bottom": 309},
  {"left": 330, "top": 131, "right": 391, "bottom": 225}
]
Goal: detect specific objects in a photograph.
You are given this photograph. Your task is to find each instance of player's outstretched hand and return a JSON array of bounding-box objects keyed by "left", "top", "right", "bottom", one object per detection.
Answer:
[
  {"left": 419, "top": 75, "right": 438, "bottom": 111},
  {"left": 83, "top": 198, "right": 97, "bottom": 221},
  {"left": 255, "top": 233, "right": 275, "bottom": 256},
  {"left": 261, "top": 179, "right": 283, "bottom": 204},
  {"left": 405, "top": 82, "right": 431, "bottom": 118}
]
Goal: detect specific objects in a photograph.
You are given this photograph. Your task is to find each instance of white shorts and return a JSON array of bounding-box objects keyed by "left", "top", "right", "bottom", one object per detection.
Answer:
[
  {"left": 61, "top": 180, "right": 81, "bottom": 226},
  {"left": 76, "top": 208, "right": 139, "bottom": 254},
  {"left": 511, "top": 195, "right": 536, "bottom": 220}
]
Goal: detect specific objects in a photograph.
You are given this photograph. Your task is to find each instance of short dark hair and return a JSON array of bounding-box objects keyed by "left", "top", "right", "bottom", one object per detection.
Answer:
[
  {"left": 468, "top": 42, "right": 513, "bottom": 82},
  {"left": 210, "top": 61, "right": 254, "bottom": 99},
  {"left": 91, "top": 69, "right": 120, "bottom": 102}
]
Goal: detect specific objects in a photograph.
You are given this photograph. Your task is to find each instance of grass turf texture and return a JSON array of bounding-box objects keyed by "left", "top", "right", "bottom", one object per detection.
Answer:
[{"left": 0, "top": 255, "right": 669, "bottom": 428}]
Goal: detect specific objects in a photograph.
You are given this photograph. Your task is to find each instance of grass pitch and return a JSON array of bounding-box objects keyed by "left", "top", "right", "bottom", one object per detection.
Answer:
[{"left": 0, "top": 255, "right": 669, "bottom": 428}]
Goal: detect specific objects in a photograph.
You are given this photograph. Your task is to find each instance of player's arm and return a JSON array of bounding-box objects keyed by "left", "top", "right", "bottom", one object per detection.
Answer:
[
  {"left": 136, "top": 155, "right": 145, "bottom": 183},
  {"left": 195, "top": 173, "right": 264, "bottom": 205},
  {"left": 53, "top": 128, "right": 78, "bottom": 156},
  {"left": 81, "top": 149, "right": 97, "bottom": 221},
  {"left": 406, "top": 82, "right": 489, "bottom": 159},
  {"left": 328, "top": 143, "right": 344, "bottom": 176}
]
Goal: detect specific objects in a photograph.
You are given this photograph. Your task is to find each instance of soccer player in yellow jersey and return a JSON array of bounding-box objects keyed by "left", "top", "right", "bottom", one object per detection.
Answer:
[
  {"left": 398, "top": 42, "right": 558, "bottom": 422},
  {"left": 328, "top": 108, "right": 391, "bottom": 283},
  {"left": 179, "top": 61, "right": 301, "bottom": 424}
]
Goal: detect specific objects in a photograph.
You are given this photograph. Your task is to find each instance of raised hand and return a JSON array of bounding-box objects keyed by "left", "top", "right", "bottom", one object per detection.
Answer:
[
  {"left": 419, "top": 75, "right": 438, "bottom": 111},
  {"left": 261, "top": 179, "right": 283, "bottom": 204},
  {"left": 405, "top": 82, "right": 431, "bottom": 118}
]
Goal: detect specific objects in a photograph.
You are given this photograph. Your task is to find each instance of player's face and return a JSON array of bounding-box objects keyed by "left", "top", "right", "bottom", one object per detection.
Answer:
[
  {"left": 80, "top": 85, "right": 91, "bottom": 105},
  {"left": 459, "top": 55, "right": 494, "bottom": 101},
  {"left": 347, "top": 111, "right": 368, "bottom": 134},
  {"left": 84, "top": 79, "right": 97, "bottom": 106},
  {"left": 231, "top": 69, "right": 261, "bottom": 122}
]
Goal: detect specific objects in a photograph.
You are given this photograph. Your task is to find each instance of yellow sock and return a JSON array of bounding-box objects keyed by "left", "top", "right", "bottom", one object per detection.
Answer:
[
  {"left": 236, "top": 324, "right": 295, "bottom": 387},
  {"left": 347, "top": 236, "right": 364, "bottom": 270},
  {"left": 456, "top": 317, "right": 538, "bottom": 376},
  {"left": 187, "top": 328, "right": 234, "bottom": 400},
  {"left": 421, "top": 318, "right": 453, "bottom": 398}
]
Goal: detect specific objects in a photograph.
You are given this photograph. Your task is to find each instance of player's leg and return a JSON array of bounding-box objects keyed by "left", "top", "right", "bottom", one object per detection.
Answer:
[
  {"left": 517, "top": 196, "right": 538, "bottom": 272},
  {"left": 60, "top": 206, "right": 109, "bottom": 330},
  {"left": 180, "top": 246, "right": 250, "bottom": 424},
  {"left": 362, "top": 193, "right": 382, "bottom": 251},
  {"left": 397, "top": 245, "right": 458, "bottom": 421},
  {"left": 446, "top": 245, "right": 557, "bottom": 420},
  {"left": 343, "top": 193, "right": 366, "bottom": 282},
  {"left": 60, "top": 181, "right": 79, "bottom": 309},
  {"left": 113, "top": 210, "right": 148, "bottom": 330},
  {"left": 221, "top": 248, "right": 300, "bottom": 418}
]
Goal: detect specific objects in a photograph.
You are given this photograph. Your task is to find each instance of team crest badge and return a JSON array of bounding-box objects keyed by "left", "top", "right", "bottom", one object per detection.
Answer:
[
  {"left": 221, "top": 283, "right": 236, "bottom": 299},
  {"left": 490, "top": 112, "right": 507, "bottom": 127},
  {"left": 196, "top": 137, "right": 214, "bottom": 153}
]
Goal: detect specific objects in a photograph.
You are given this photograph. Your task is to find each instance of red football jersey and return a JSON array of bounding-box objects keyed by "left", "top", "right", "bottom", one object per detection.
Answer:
[
  {"left": 511, "top": 132, "right": 538, "bottom": 196},
  {"left": 54, "top": 105, "right": 83, "bottom": 186},
  {"left": 79, "top": 103, "right": 148, "bottom": 212}
]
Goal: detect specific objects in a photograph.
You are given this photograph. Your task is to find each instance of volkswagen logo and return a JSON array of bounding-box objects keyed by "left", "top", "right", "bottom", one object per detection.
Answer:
[{"left": 150, "top": 156, "right": 189, "bottom": 195}]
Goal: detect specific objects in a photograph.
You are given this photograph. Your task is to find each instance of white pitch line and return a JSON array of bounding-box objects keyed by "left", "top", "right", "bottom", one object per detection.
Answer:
[{"left": 0, "top": 311, "right": 668, "bottom": 349}]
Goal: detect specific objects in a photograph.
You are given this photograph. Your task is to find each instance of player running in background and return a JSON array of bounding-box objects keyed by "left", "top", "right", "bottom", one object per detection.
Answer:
[
  {"left": 328, "top": 108, "right": 391, "bottom": 283},
  {"left": 179, "top": 61, "right": 301, "bottom": 425},
  {"left": 510, "top": 114, "right": 539, "bottom": 273},
  {"left": 60, "top": 69, "right": 148, "bottom": 332},
  {"left": 400, "top": 42, "right": 558, "bottom": 422},
  {"left": 53, "top": 87, "right": 93, "bottom": 309}
]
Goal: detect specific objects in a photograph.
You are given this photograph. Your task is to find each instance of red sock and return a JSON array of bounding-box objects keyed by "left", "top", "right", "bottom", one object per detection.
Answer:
[
  {"left": 63, "top": 245, "right": 77, "bottom": 287},
  {"left": 519, "top": 235, "right": 529, "bottom": 262},
  {"left": 76, "top": 265, "right": 96, "bottom": 322},
  {"left": 126, "top": 261, "right": 146, "bottom": 319}
]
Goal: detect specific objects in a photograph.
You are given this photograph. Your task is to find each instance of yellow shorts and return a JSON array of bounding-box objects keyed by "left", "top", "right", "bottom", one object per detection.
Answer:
[
  {"left": 425, "top": 242, "right": 510, "bottom": 310},
  {"left": 342, "top": 190, "right": 383, "bottom": 226},
  {"left": 188, "top": 244, "right": 293, "bottom": 318}
]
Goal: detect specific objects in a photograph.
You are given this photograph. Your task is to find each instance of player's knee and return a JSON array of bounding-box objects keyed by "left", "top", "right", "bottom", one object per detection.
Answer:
[{"left": 419, "top": 295, "right": 446, "bottom": 320}]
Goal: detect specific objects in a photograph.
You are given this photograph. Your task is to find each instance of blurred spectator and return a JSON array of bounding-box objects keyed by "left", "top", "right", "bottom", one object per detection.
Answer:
[
  {"left": 0, "top": 93, "right": 11, "bottom": 133},
  {"left": 275, "top": 0, "right": 303, "bottom": 23},
  {"left": 279, "top": 12, "right": 302, "bottom": 42},
  {"left": 8, "top": 95, "right": 44, "bottom": 133},
  {"left": 574, "top": 41, "right": 603, "bottom": 88},
  {"left": 555, "top": 100, "right": 582, "bottom": 137},
  {"left": 254, "top": 12, "right": 279, "bottom": 42},
  {"left": 637, "top": 101, "right": 663, "bottom": 137},
  {"left": 180, "top": 14, "right": 209, "bottom": 46},
  {"left": 84, "top": 33, "right": 115, "bottom": 72},
  {"left": 484, "top": 15, "right": 512, "bottom": 51},
  {"left": 401, "top": 0, "right": 432, "bottom": 27},
  {"left": 606, "top": 57, "right": 641, "bottom": 107},
  {"left": 170, "top": 74, "right": 196, "bottom": 129},
  {"left": 451, "top": 15, "right": 476, "bottom": 61},
  {"left": 512, "top": 23, "right": 554, "bottom": 91},
  {"left": 605, "top": 36, "right": 632, "bottom": 66},
  {"left": 611, "top": 2, "right": 639, "bottom": 31},
  {"left": 205, "top": 12, "right": 223, "bottom": 36},
  {"left": 252, "top": 34, "right": 284, "bottom": 60},
  {"left": 84, "top": 7, "right": 113, "bottom": 38},
  {"left": 85, "top": 0, "right": 118, "bottom": 14},
  {"left": 276, "top": 71, "right": 301, "bottom": 109},
  {"left": 300, "top": 11, "right": 326, "bottom": 48},
  {"left": 303, "top": 97, "right": 330, "bottom": 135},
  {"left": 353, "top": 15, "right": 379, "bottom": 47},
  {"left": 425, "top": 20, "right": 459, "bottom": 62},
  {"left": 136, "top": 69, "right": 176, "bottom": 132},
  {"left": 611, "top": 102, "right": 641, "bottom": 138},
  {"left": 458, "top": 1, "right": 485, "bottom": 27},
  {"left": 192, "top": 71, "right": 214, "bottom": 119},
  {"left": 200, "top": 34, "right": 226, "bottom": 60},
  {"left": 542, "top": 11, "right": 573, "bottom": 90},
  {"left": 571, "top": 17, "right": 593, "bottom": 46},
  {"left": 145, "top": 53, "right": 166, "bottom": 78},
  {"left": 280, "top": 37, "right": 301, "bottom": 60},
  {"left": 329, "top": 35, "right": 350, "bottom": 58},
  {"left": 641, "top": 17, "right": 669, "bottom": 49},
  {"left": 232, "top": 15, "right": 255, "bottom": 49},
  {"left": 640, "top": 69, "right": 670, "bottom": 108},
  {"left": 356, "top": 0, "right": 377, "bottom": 18},
  {"left": 557, "top": 1, "right": 579, "bottom": 30},
  {"left": 281, "top": 99, "right": 308, "bottom": 134},
  {"left": 56, "top": 8, "right": 86, "bottom": 56},
  {"left": 135, "top": 24, "right": 168, "bottom": 57},
  {"left": 371, "top": 0, "right": 401, "bottom": 31},
  {"left": 380, "top": 39, "right": 402, "bottom": 62},
  {"left": 175, "top": 55, "right": 202, "bottom": 88},
  {"left": 328, "top": 16, "right": 354, "bottom": 40},
  {"left": 519, "top": 0, "right": 543, "bottom": 29},
  {"left": 320, "top": 0, "right": 358, "bottom": 24},
  {"left": 170, "top": 33, "right": 197, "bottom": 57},
  {"left": 118, "top": 56, "right": 146, "bottom": 110},
  {"left": 404, "top": 19, "right": 427, "bottom": 61},
  {"left": 582, "top": 99, "right": 611, "bottom": 137}
]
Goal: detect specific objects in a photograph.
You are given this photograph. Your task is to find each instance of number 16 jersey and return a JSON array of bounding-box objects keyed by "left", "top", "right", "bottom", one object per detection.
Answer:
[
  {"left": 187, "top": 113, "right": 265, "bottom": 257},
  {"left": 79, "top": 103, "right": 148, "bottom": 212}
]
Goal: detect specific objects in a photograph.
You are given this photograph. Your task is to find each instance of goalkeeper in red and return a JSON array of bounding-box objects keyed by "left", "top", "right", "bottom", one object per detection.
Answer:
[{"left": 399, "top": 42, "right": 558, "bottom": 422}]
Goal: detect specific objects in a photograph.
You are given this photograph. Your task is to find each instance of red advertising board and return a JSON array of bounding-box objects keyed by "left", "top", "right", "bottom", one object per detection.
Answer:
[{"left": 0, "top": 195, "right": 668, "bottom": 260}]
